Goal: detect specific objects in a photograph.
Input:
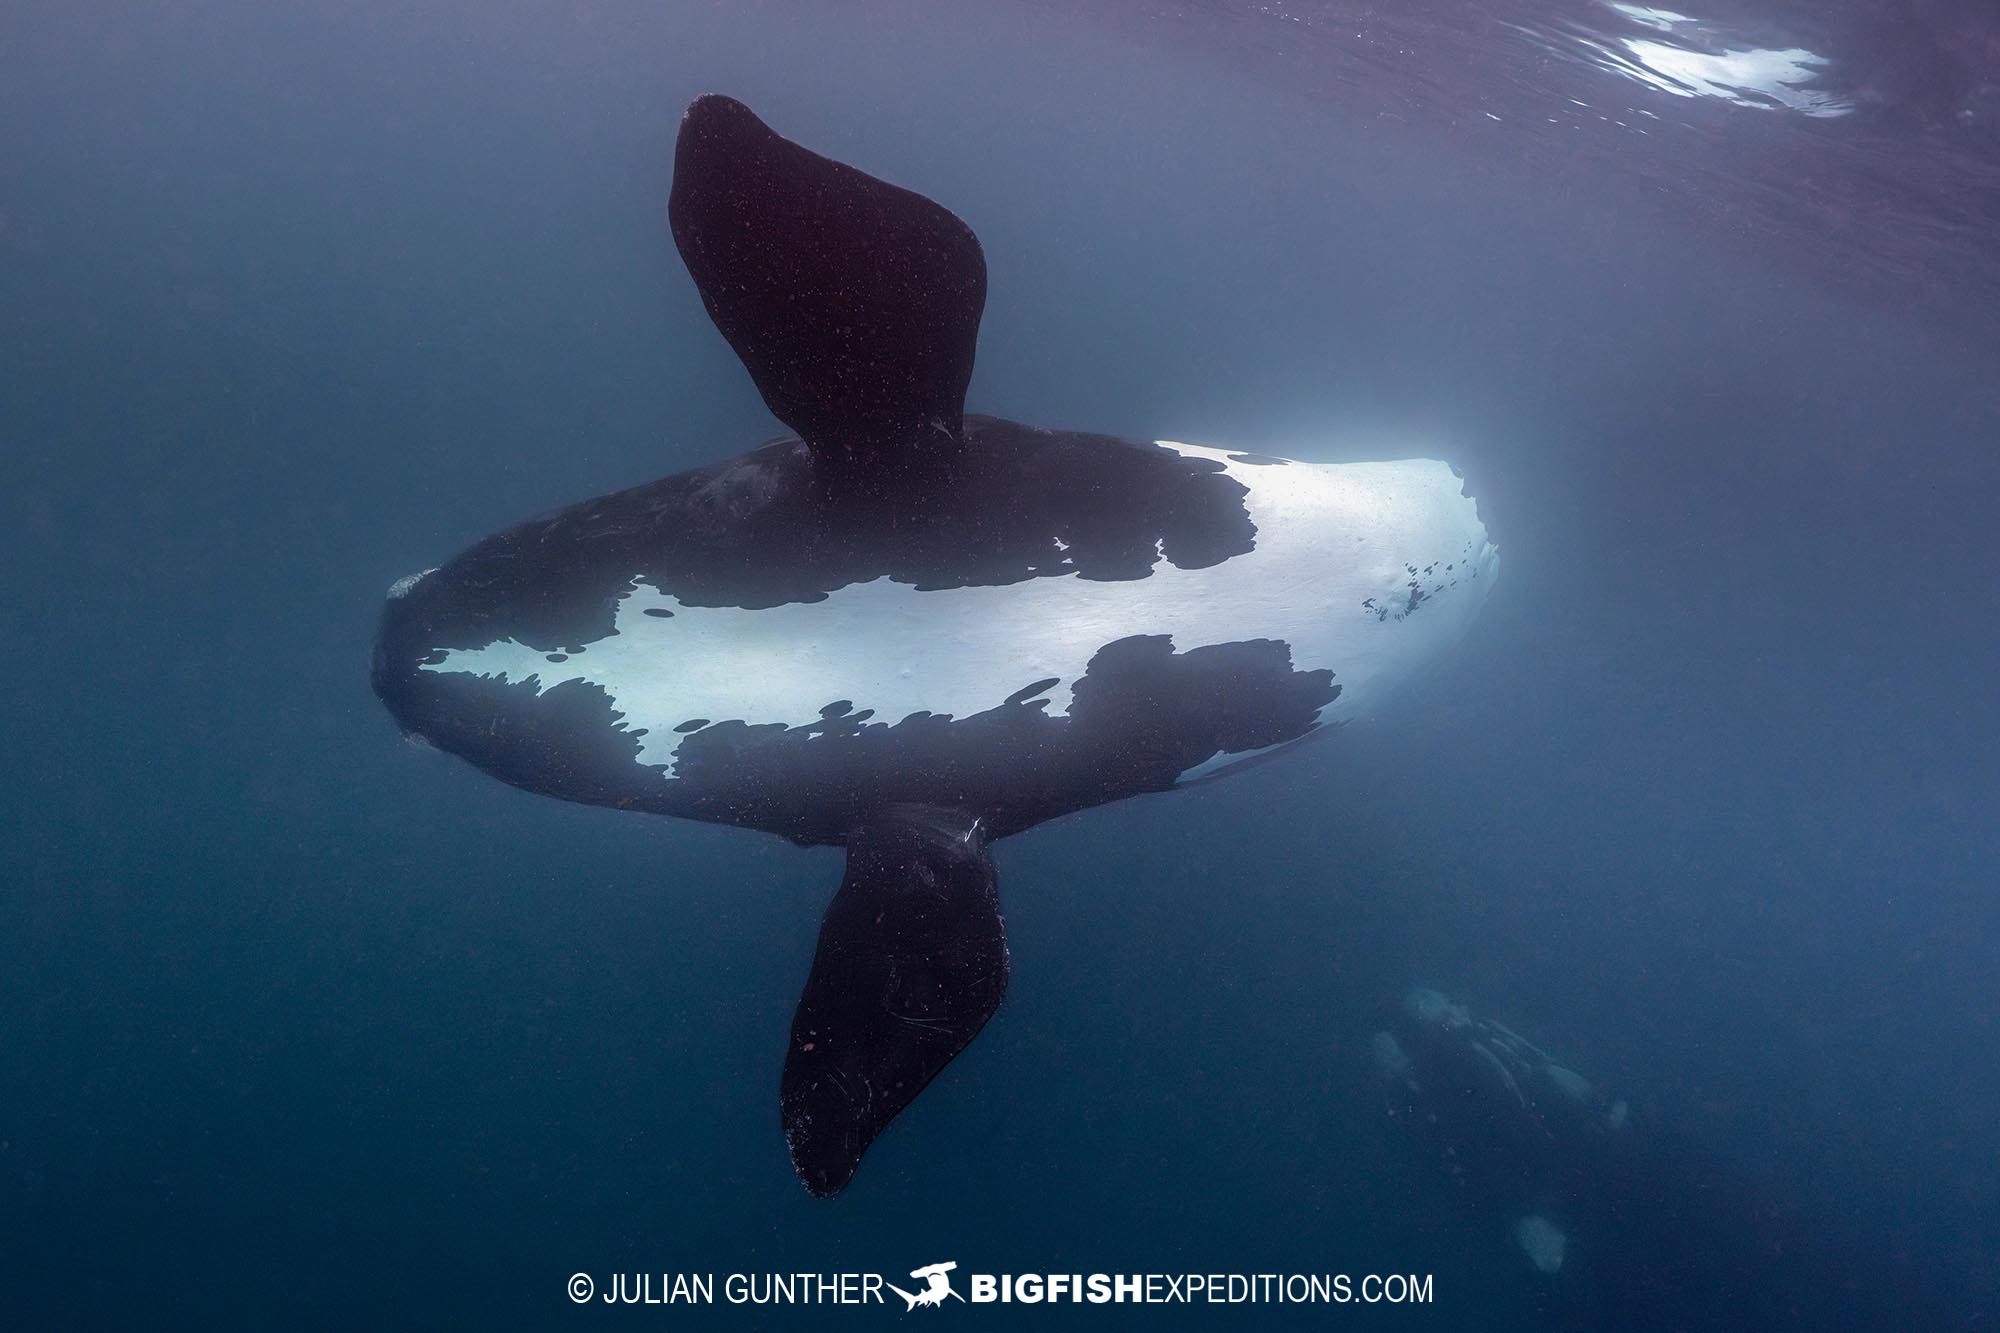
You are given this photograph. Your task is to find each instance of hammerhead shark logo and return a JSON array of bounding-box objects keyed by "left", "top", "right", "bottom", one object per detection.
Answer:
[{"left": 886, "top": 1261, "right": 964, "bottom": 1310}]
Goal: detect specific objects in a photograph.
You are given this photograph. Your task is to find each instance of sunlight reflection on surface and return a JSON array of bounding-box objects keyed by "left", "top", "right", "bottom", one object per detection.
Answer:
[{"left": 1595, "top": 3, "right": 1853, "bottom": 117}]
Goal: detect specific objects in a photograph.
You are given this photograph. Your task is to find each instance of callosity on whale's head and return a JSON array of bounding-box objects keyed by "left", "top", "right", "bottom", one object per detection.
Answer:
[{"left": 371, "top": 94, "right": 1498, "bottom": 1198}]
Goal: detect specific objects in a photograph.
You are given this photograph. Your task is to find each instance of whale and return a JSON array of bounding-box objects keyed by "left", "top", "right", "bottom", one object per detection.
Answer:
[{"left": 372, "top": 94, "right": 1499, "bottom": 1197}]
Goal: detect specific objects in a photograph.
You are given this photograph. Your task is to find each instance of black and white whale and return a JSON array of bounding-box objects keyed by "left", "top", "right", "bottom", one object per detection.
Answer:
[{"left": 372, "top": 94, "right": 1498, "bottom": 1197}]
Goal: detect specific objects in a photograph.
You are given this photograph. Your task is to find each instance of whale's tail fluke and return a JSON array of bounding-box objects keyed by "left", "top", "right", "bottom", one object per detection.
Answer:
[
  {"left": 669, "top": 94, "right": 987, "bottom": 479},
  {"left": 779, "top": 807, "right": 1008, "bottom": 1198}
]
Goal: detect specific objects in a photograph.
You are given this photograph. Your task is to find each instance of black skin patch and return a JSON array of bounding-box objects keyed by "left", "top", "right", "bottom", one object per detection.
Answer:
[
  {"left": 1002, "top": 676, "right": 1062, "bottom": 707},
  {"left": 1360, "top": 539, "right": 1487, "bottom": 622},
  {"left": 376, "top": 616, "right": 1337, "bottom": 844},
  {"left": 375, "top": 416, "right": 1256, "bottom": 657}
]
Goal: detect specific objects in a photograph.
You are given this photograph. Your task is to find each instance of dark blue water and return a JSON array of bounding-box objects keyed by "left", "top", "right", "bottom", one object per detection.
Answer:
[{"left": 4, "top": 2, "right": 1996, "bottom": 1328}]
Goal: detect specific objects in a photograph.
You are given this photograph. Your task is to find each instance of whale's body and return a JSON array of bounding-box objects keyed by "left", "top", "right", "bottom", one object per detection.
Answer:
[
  {"left": 372, "top": 95, "right": 1497, "bottom": 1196},
  {"left": 377, "top": 424, "right": 1494, "bottom": 842}
]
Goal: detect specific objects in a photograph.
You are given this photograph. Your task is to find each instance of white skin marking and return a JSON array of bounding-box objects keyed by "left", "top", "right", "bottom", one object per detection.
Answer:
[{"left": 423, "top": 446, "right": 1499, "bottom": 778}]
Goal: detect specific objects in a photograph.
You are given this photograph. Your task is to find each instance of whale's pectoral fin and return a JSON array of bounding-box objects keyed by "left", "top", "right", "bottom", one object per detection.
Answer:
[
  {"left": 780, "top": 805, "right": 1008, "bottom": 1198},
  {"left": 668, "top": 95, "right": 986, "bottom": 472}
]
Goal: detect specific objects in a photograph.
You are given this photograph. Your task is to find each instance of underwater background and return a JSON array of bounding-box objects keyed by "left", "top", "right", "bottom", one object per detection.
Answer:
[{"left": 4, "top": 1, "right": 1997, "bottom": 1327}]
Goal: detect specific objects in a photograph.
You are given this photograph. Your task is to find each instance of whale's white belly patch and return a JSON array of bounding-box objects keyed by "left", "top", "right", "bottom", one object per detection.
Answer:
[{"left": 423, "top": 445, "right": 1497, "bottom": 776}]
